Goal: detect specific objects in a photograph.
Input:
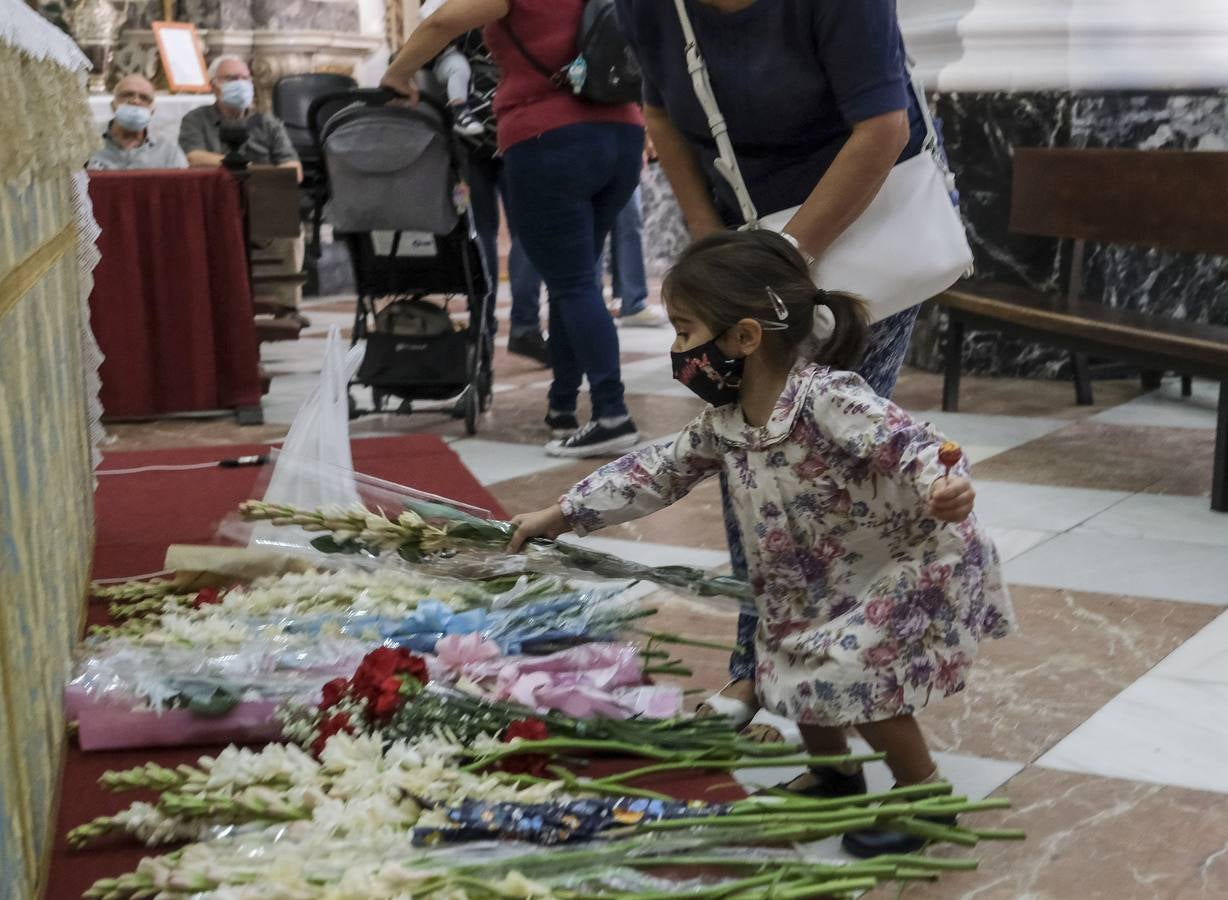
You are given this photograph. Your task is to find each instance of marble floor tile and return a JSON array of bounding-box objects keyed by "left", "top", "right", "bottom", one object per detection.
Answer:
[
  {"left": 917, "top": 586, "right": 1216, "bottom": 763},
  {"left": 1091, "top": 377, "right": 1222, "bottom": 430},
  {"left": 974, "top": 481, "right": 1130, "bottom": 533},
  {"left": 1076, "top": 492, "right": 1228, "bottom": 548},
  {"left": 1006, "top": 532, "right": 1228, "bottom": 605},
  {"left": 986, "top": 526, "right": 1053, "bottom": 562},
  {"left": 971, "top": 421, "right": 1217, "bottom": 497},
  {"left": 446, "top": 438, "right": 577, "bottom": 486},
  {"left": 898, "top": 410, "right": 1067, "bottom": 464},
  {"left": 1147, "top": 611, "right": 1228, "bottom": 684},
  {"left": 1038, "top": 675, "right": 1228, "bottom": 794},
  {"left": 877, "top": 767, "right": 1228, "bottom": 899},
  {"left": 890, "top": 368, "right": 1144, "bottom": 420}
]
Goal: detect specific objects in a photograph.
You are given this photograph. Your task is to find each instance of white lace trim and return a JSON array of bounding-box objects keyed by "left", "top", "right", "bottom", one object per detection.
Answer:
[
  {"left": 70, "top": 170, "right": 107, "bottom": 476},
  {"left": 0, "top": 0, "right": 91, "bottom": 72}
]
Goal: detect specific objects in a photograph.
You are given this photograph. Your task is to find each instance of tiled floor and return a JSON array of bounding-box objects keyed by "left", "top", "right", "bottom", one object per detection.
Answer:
[{"left": 101, "top": 283, "right": 1228, "bottom": 898}]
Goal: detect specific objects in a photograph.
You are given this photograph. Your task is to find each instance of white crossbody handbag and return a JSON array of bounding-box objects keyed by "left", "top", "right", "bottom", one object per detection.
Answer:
[{"left": 671, "top": 0, "right": 974, "bottom": 323}]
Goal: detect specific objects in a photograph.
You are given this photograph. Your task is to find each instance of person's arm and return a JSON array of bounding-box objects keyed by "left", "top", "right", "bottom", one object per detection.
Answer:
[
  {"left": 187, "top": 150, "right": 225, "bottom": 168},
  {"left": 644, "top": 104, "right": 724, "bottom": 240},
  {"left": 508, "top": 413, "right": 724, "bottom": 552},
  {"left": 781, "top": 110, "right": 909, "bottom": 260},
  {"left": 382, "top": 0, "right": 509, "bottom": 100}
]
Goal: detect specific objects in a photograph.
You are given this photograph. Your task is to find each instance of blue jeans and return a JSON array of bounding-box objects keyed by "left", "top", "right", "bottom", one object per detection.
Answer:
[
  {"left": 503, "top": 122, "right": 643, "bottom": 419},
  {"left": 726, "top": 304, "right": 923, "bottom": 681},
  {"left": 466, "top": 153, "right": 544, "bottom": 338},
  {"left": 507, "top": 240, "right": 543, "bottom": 337},
  {"left": 608, "top": 186, "right": 648, "bottom": 316}
]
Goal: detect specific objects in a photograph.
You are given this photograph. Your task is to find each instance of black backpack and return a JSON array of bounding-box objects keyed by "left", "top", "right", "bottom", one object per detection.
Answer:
[{"left": 502, "top": 0, "right": 642, "bottom": 105}]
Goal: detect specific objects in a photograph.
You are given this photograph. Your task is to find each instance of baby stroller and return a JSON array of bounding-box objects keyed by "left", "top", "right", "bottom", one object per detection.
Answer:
[{"left": 313, "top": 88, "right": 493, "bottom": 434}]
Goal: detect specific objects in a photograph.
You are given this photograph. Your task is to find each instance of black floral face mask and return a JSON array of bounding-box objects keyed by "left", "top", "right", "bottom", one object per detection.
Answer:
[{"left": 670, "top": 333, "right": 744, "bottom": 407}]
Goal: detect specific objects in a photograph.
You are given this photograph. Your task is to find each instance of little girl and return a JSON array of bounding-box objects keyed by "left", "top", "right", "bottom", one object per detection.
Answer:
[{"left": 509, "top": 230, "right": 1014, "bottom": 857}]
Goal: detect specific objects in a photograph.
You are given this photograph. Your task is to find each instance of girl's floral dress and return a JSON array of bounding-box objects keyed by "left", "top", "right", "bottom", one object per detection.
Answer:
[{"left": 560, "top": 364, "right": 1014, "bottom": 727}]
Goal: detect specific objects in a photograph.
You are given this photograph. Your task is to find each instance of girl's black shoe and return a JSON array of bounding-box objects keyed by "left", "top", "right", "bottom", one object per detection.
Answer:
[
  {"left": 773, "top": 765, "right": 867, "bottom": 799},
  {"left": 841, "top": 814, "right": 958, "bottom": 858}
]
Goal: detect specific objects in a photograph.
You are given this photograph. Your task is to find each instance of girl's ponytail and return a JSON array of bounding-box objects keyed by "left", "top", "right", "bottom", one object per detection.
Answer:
[{"left": 810, "top": 290, "right": 870, "bottom": 371}]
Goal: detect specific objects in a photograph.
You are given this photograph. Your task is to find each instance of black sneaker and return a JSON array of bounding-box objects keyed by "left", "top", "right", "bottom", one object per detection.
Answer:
[
  {"left": 507, "top": 331, "right": 550, "bottom": 367},
  {"left": 544, "top": 411, "right": 580, "bottom": 441},
  {"left": 452, "top": 105, "right": 484, "bottom": 137},
  {"left": 546, "top": 419, "right": 638, "bottom": 458}
]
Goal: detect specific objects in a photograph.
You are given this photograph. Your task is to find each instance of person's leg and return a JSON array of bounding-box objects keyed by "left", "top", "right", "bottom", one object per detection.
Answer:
[
  {"left": 582, "top": 124, "right": 643, "bottom": 420},
  {"left": 507, "top": 240, "right": 543, "bottom": 338},
  {"left": 853, "top": 715, "right": 937, "bottom": 786},
  {"left": 503, "top": 124, "right": 631, "bottom": 426},
  {"left": 857, "top": 306, "right": 922, "bottom": 397},
  {"left": 466, "top": 154, "right": 501, "bottom": 338},
  {"left": 611, "top": 186, "right": 649, "bottom": 317},
  {"left": 435, "top": 49, "right": 471, "bottom": 106}
]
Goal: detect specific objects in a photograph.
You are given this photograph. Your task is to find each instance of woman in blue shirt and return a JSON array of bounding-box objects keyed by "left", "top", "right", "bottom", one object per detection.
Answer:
[{"left": 616, "top": 0, "right": 944, "bottom": 826}]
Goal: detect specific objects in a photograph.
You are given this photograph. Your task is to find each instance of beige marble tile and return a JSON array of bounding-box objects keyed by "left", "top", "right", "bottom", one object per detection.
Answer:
[
  {"left": 971, "top": 421, "right": 1217, "bottom": 496},
  {"left": 919, "top": 587, "right": 1219, "bottom": 763},
  {"left": 873, "top": 767, "right": 1228, "bottom": 900}
]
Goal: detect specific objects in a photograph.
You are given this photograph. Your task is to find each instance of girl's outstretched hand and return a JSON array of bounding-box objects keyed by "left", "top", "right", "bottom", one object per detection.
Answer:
[
  {"left": 507, "top": 505, "right": 570, "bottom": 553},
  {"left": 929, "top": 476, "right": 976, "bottom": 523}
]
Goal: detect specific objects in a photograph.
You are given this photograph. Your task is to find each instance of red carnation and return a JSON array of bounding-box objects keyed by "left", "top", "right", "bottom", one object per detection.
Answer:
[
  {"left": 351, "top": 648, "right": 429, "bottom": 706},
  {"left": 192, "top": 587, "right": 223, "bottom": 610},
  {"left": 310, "top": 711, "right": 354, "bottom": 758},
  {"left": 497, "top": 718, "right": 550, "bottom": 777},
  {"left": 502, "top": 718, "right": 549, "bottom": 744},
  {"left": 319, "top": 678, "right": 349, "bottom": 711}
]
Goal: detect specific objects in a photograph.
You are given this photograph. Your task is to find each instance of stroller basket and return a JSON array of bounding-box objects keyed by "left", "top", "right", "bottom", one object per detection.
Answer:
[{"left": 322, "top": 105, "right": 459, "bottom": 235}]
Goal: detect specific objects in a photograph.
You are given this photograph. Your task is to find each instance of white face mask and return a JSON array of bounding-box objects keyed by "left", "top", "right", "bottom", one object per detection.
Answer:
[
  {"left": 114, "top": 103, "right": 152, "bottom": 132},
  {"left": 220, "top": 78, "right": 254, "bottom": 111}
]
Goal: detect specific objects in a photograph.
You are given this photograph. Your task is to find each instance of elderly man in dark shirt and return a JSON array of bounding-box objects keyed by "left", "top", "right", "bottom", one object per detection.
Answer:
[
  {"left": 180, "top": 54, "right": 306, "bottom": 323},
  {"left": 178, "top": 55, "right": 302, "bottom": 181}
]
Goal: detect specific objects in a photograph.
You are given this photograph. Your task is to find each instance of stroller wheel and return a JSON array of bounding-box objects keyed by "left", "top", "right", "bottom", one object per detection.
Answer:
[{"left": 464, "top": 387, "right": 479, "bottom": 435}]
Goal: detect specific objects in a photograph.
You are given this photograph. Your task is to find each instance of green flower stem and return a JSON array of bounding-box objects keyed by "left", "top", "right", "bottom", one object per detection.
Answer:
[
  {"left": 970, "top": 827, "right": 1027, "bottom": 841},
  {"left": 630, "top": 629, "right": 740, "bottom": 654},
  {"left": 461, "top": 738, "right": 681, "bottom": 771},
  {"left": 734, "top": 780, "right": 951, "bottom": 813},
  {"left": 588, "top": 753, "right": 882, "bottom": 787},
  {"left": 892, "top": 815, "right": 980, "bottom": 847},
  {"left": 642, "top": 664, "right": 694, "bottom": 677}
]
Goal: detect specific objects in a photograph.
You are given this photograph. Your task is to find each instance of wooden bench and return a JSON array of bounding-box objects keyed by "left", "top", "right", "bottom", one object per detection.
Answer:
[{"left": 936, "top": 147, "right": 1228, "bottom": 511}]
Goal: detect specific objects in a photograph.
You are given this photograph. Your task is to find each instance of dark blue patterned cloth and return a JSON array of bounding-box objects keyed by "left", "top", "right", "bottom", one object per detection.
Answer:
[{"left": 413, "top": 796, "right": 727, "bottom": 846}]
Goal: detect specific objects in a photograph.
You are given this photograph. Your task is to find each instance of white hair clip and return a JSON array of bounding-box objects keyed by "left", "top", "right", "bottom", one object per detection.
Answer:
[{"left": 767, "top": 287, "right": 789, "bottom": 321}]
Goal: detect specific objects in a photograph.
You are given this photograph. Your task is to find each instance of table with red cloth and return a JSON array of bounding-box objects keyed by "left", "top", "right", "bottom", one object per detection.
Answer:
[
  {"left": 87, "top": 169, "right": 262, "bottom": 421},
  {"left": 49, "top": 435, "right": 745, "bottom": 898}
]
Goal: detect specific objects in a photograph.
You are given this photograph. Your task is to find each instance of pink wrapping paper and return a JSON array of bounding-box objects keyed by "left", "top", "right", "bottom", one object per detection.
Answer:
[{"left": 66, "top": 686, "right": 282, "bottom": 751}]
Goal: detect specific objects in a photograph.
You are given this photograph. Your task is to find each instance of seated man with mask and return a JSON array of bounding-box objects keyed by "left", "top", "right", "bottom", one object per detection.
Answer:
[
  {"left": 180, "top": 55, "right": 307, "bottom": 325},
  {"left": 178, "top": 55, "right": 302, "bottom": 180},
  {"left": 88, "top": 74, "right": 187, "bottom": 170}
]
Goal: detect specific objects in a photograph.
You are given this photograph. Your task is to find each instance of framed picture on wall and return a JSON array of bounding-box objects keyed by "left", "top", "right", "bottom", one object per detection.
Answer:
[{"left": 152, "top": 21, "right": 210, "bottom": 93}]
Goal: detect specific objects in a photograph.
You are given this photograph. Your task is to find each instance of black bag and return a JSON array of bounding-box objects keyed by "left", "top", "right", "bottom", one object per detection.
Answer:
[
  {"left": 502, "top": 0, "right": 641, "bottom": 105},
  {"left": 358, "top": 300, "right": 471, "bottom": 399}
]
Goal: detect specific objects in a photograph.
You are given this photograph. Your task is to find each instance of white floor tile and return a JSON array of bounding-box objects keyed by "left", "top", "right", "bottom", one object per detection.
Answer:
[
  {"left": 1005, "top": 532, "right": 1228, "bottom": 606},
  {"left": 735, "top": 729, "right": 1023, "bottom": 864},
  {"left": 1090, "top": 378, "right": 1221, "bottom": 430},
  {"left": 1076, "top": 492, "right": 1228, "bottom": 548},
  {"left": 987, "top": 527, "right": 1054, "bottom": 563},
  {"left": 1037, "top": 674, "right": 1228, "bottom": 794},
  {"left": 1148, "top": 610, "right": 1228, "bottom": 684},
  {"left": 448, "top": 438, "right": 575, "bottom": 485},
  {"left": 898, "top": 411, "right": 1067, "bottom": 464},
  {"left": 558, "top": 534, "right": 731, "bottom": 571},
  {"left": 974, "top": 481, "right": 1130, "bottom": 533}
]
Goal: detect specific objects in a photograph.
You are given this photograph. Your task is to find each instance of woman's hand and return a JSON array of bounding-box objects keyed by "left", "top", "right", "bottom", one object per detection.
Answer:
[
  {"left": 507, "top": 505, "right": 571, "bottom": 553},
  {"left": 929, "top": 476, "right": 975, "bottom": 523},
  {"left": 379, "top": 72, "right": 420, "bottom": 105}
]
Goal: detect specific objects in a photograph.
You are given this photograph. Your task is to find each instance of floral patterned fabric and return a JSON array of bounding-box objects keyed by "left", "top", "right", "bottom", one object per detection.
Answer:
[{"left": 561, "top": 364, "right": 1014, "bottom": 727}]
